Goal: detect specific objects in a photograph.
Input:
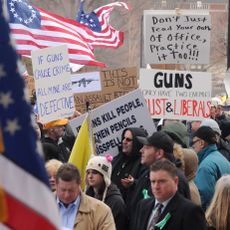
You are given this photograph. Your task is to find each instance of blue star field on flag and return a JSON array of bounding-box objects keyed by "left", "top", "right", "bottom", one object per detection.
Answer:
[
  {"left": 7, "top": 0, "right": 41, "bottom": 28},
  {"left": 76, "top": 0, "right": 101, "bottom": 32}
]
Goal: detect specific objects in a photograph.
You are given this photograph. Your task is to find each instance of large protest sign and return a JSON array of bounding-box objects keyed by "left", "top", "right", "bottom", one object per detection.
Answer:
[
  {"left": 32, "top": 45, "right": 74, "bottom": 123},
  {"left": 72, "top": 67, "right": 138, "bottom": 114},
  {"left": 143, "top": 10, "right": 211, "bottom": 64},
  {"left": 140, "top": 68, "right": 212, "bottom": 120},
  {"left": 69, "top": 89, "right": 156, "bottom": 156}
]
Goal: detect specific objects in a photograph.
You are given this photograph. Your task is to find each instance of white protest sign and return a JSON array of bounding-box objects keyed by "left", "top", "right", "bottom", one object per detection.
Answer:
[
  {"left": 143, "top": 10, "right": 211, "bottom": 64},
  {"left": 140, "top": 68, "right": 212, "bottom": 120},
  {"left": 32, "top": 45, "right": 75, "bottom": 123},
  {"left": 71, "top": 71, "right": 101, "bottom": 93},
  {"left": 69, "top": 89, "right": 156, "bottom": 157}
]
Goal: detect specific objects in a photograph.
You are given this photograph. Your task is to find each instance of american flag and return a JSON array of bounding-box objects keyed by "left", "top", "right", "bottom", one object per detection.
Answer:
[
  {"left": 7, "top": 0, "right": 105, "bottom": 67},
  {"left": 0, "top": 1, "right": 60, "bottom": 229},
  {"left": 76, "top": 1, "right": 130, "bottom": 48}
]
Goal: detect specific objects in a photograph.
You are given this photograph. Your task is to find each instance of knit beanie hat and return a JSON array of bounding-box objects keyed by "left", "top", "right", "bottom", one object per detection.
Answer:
[
  {"left": 193, "top": 126, "right": 217, "bottom": 144},
  {"left": 200, "top": 119, "right": 221, "bottom": 135},
  {"left": 162, "top": 121, "right": 189, "bottom": 148},
  {"left": 86, "top": 154, "right": 113, "bottom": 201}
]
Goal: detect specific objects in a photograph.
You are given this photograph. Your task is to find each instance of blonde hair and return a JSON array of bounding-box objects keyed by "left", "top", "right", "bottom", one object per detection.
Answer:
[
  {"left": 206, "top": 175, "right": 230, "bottom": 230},
  {"left": 45, "top": 159, "right": 63, "bottom": 178},
  {"left": 173, "top": 143, "right": 185, "bottom": 171}
]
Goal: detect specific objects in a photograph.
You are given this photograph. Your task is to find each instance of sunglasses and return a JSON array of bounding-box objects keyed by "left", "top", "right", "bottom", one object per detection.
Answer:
[
  {"left": 191, "top": 139, "right": 200, "bottom": 146},
  {"left": 123, "top": 137, "right": 133, "bottom": 142}
]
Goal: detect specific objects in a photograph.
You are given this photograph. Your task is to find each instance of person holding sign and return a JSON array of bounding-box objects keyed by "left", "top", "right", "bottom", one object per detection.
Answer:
[{"left": 131, "top": 159, "right": 206, "bottom": 230}]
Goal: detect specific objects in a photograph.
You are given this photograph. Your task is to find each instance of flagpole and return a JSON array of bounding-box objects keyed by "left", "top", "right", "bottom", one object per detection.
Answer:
[{"left": 85, "top": 101, "right": 95, "bottom": 156}]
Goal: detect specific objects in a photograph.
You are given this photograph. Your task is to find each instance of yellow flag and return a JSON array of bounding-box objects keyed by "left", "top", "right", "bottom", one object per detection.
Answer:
[
  {"left": 68, "top": 114, "right": 94, "bottom": 189},
  {"left": 221, "top": 95, "right": 227, "bottom": 104},
  {"left": 0, "top": 186, "right": 8, "bottom": 222},
  {"left": 0, "top": 128, "right": 4, "bottom": 153}
]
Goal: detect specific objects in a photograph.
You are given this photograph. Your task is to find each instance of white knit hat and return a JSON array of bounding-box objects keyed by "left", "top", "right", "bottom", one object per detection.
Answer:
[{"left": 86, "top": 154, "right": 113, "bottom": 201}]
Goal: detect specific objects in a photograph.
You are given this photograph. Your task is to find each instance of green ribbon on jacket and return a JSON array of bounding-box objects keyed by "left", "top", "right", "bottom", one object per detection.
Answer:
[
  {"left": 142, "top": 189, "right": 150, "bottom": 199},
  {"left": 155, "top": 213, "right": 171, "bottom": 229}
]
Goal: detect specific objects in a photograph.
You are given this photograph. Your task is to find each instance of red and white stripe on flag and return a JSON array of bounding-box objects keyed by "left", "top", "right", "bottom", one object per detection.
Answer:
[
  {"left": 8, "top": 1, "right": 105, "bottom": 67},
  {"left": 0, "top": 1, "right": 61, "bottom": 229}
]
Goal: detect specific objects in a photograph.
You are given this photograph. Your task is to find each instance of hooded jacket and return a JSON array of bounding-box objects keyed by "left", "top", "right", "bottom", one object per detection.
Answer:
[{"left": 111, "top": 127, "right": 147, "bottom": 201}]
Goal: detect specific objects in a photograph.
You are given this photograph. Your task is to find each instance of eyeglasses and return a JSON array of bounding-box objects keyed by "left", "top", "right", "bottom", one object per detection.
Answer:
[
  {"left": 191, "top": 139, "right": 200, "bottom": 146},
  {"left": 123, "top": 137, "right": 133, "bottom": 142}
]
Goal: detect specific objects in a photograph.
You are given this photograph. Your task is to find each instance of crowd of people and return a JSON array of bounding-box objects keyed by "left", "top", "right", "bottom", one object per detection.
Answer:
[{"left": 33, "top": 102, "right": 230, "bottom": 230}]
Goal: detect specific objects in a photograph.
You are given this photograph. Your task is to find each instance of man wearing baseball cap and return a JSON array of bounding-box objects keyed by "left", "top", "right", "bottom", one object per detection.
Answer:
[
  {"left": 42, "top": 118, "right": 72, "bottom": 162},
  {"left": 128, "top": 131, "right": 190, "bottom": 226}
]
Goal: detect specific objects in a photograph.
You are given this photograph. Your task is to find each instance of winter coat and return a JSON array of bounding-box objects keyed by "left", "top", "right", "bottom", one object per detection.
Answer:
[
  {"left": 183, "top": 148, "right": 201, "bottom": 205},
  {"left": 74, "top": 192, "right": 116, "bottom": 230},
  {"left": 42, "top": 136, "right": 70, "bottom": 162},
  {"left": 195, "top": 144, "right": 230, "bottom": 210},
  {"left": 130, "top": 192, "right": 206, "bottom": 230},
  {"left": 217, "top": 138, "right": 230, "bottom": 161},
  {"left": 86, "top": 183, "right": 128, "bottom": 230},
  {"left": 127, "top": 167, "right": 191, "bottom": 219},
  {"left": 111, "top": 127, "right": 147, "bottom": 201}
]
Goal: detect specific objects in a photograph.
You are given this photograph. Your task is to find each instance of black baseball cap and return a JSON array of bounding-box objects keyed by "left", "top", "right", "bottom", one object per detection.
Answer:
[{"left": 137, "top": 131, "right": 174, "bottom": 153}]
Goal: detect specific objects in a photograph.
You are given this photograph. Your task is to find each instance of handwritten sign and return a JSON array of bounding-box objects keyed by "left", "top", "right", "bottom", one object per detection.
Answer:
[
  {"left": 140, "top": 68, "right": 212, "bottom": 120},
  {"left": 69, "top": 89, "right": 156, "bottom": 156},
  {"left": 144, "top": 10, "right": 211, "bottom": 64},
  {"left": 72, "top": 67, "right": 138, "bottom": 113},
  {"left": 32, "top": 45, "right": 74, "bottom": 123}
]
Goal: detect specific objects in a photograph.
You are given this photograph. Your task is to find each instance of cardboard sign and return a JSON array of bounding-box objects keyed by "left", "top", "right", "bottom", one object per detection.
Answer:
[
  {"left": 72, "top": 67, "right": 138, "bottom": 114},
  {"left": 69, "top": 89, "right": 156, "bottom": 157},
  {"left": 140, "top": 68, "right": 212, "bottom": 120},
  {"left": 143, "top": 10, "right": 211, "bottom": 64},
  {"left": 32, "top": 45, "right": 74, "bottom": 123}
]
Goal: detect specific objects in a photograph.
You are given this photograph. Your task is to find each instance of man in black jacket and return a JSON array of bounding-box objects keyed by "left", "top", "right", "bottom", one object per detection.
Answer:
[
  {"left": 42, "top": 119, "right": 73, "bottom": 162},
  {"left": 127, "top": 131, "right": 190, "bottom": 220},
  {"left": 111, "top": 127, "right": 147, "bottom": 202},
  {"left": 130, "top": 160, "right": 206, "bottom": 230}
]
